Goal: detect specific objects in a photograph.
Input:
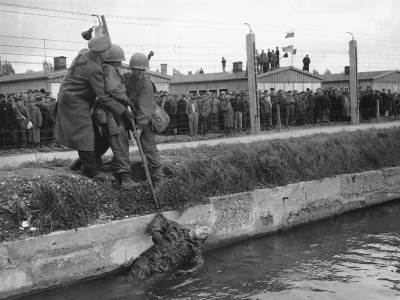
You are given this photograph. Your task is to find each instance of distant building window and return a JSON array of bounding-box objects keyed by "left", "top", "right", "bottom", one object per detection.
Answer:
[
  {"left": 219, "top": 89, "right": 228, "bottom": 94},
  {"left": 189, "top": 90, "right": 197, "bottom": 96},
  {"left": 199, "top": 90, "right": 208, "bottom": 95}
]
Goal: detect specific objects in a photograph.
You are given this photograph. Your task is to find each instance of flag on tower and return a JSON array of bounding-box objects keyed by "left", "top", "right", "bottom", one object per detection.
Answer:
[
  {"left": 282, "top": 45, "right": 294, "bottom": 53},
  {"left": 285, "top": 31, "right": 294, "bottom": 38}
]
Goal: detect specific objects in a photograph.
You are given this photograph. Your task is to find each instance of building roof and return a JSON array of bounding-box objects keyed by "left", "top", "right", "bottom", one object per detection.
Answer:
[
  {"left": 170, "top": 71, "right": 247, "bottom": 84},
  {"left": 170, "top": 66, "right": 322, "bottom": 84},
  {"left": 0, "top": 69, "right": 67, "bottom": 83},
  {"left": 0, "top": 66, "right": 171, "bottom": 84},
  {"left": 322, "top": 70, "right": 399, "bottom": 82},
  {"left": 257, "top": 66, "right": 323, "bottom": 81}
]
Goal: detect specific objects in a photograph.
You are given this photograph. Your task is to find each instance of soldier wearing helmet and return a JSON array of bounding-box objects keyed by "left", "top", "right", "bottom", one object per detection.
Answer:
[
  {"left": 56, "top": 36, "right": 135, "bottom": 181},
  {"left": 95, "top": 44, "right": 138, "bottom": 189},
  {"left": 125, "top": 53, "right": 164, "bottom": 190}
]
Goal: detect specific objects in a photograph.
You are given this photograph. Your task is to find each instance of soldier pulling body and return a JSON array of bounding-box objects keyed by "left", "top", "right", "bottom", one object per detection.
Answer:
[{"left": 128, "top": 214, "right": 210, "bottom": 281}]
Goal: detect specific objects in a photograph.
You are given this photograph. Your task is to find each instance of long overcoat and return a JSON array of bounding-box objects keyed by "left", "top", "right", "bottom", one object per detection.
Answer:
[{"left": 55, "top": 49, "right": 126, "bottom": 151}]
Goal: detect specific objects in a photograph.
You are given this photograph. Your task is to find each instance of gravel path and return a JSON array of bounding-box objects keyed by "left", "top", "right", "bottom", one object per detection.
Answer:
[{"left": 1, "top": 121, "right": 400, "bottom": 168}]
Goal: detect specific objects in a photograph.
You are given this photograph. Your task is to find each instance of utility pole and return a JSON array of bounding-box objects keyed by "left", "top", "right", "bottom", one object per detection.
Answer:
[
  {"left": 43, "top": 39, "right": 47, "bottom": 72},
  {"left": 245, "top": 28, "right": 261, "bottom": 134},
  {"left": 348, "top": 34, "right": 359, "bottom": 124}
]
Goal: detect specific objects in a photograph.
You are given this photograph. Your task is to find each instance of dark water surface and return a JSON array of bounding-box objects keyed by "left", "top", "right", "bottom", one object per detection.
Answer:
[{"left": 20, "top": 202, "right": 400, "bottom": 300}]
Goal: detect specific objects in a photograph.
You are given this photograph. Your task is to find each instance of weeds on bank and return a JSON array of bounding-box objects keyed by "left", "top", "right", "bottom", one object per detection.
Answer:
[{"left": 3, "top": 128, "right": 400, "bottom": 239}]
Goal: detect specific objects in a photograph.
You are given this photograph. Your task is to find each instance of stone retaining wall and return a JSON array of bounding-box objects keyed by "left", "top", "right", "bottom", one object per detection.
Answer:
[{"left": 1, "top": 166, "right": 400, "bottom": 298}]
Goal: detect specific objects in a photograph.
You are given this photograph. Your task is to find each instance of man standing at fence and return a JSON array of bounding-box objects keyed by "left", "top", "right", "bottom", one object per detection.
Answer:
[
  {"left": 186, "top": 95, "right": 199, "bottom": 136},
  {"left": 13, "top": 96, "right": 30, "bottom": 148}
]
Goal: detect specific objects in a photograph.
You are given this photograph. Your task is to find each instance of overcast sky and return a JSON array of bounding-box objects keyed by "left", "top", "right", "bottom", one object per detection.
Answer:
[{"left": 0, "top": 0, "right": 399, "bottom": 74}]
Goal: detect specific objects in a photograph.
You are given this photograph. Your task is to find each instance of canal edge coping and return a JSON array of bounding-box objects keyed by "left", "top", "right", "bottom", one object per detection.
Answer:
[{"left": 1, "top": 166, "right": 400, "bottom": 298}]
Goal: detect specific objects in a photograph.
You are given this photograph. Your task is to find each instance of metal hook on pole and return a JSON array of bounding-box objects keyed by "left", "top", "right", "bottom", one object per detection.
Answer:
[
  {"left": 244, "top": 22, "right": 252, "bottom": 33},
  {"left": 91, "top": 14, "right": 101, "bottom": 24},
  {"left": 346, "top": 32, "right": 355, "bottom": 40}
]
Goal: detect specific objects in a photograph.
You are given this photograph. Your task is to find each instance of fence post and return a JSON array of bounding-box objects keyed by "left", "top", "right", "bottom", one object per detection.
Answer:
[
  {"left": 349, "top": 39, "right": 359, "bottom": 124},
  {"left": 246, "top": 32, "right": 261, "bottom": 134},
  {"left": 376, "top": 98, "right": 380, "bottom": 122},
  {"left": 277, "top": 103, "right": 282, "bottom": 131}
]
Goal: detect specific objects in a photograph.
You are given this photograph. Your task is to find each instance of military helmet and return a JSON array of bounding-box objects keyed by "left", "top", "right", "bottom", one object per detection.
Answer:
[
  {"left": 104, "top": 44, "right": 125, "bottom": 62},
  {"left": 129, "top": 53, "right": 149, "bottom": 70}
]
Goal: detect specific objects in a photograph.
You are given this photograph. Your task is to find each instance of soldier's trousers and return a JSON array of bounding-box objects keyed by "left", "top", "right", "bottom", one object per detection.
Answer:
[
  {"left": 106, "top": 122, "right": 131, "bottom": 175},
  {"left": 188, "top": 113, "right": 198, "bottom": 136},
  {"left": 139, "top": 123, "right": 162, "bottom": 177},
  {"left": 78, "top": 122, "right": 107, "bottom": 177}
]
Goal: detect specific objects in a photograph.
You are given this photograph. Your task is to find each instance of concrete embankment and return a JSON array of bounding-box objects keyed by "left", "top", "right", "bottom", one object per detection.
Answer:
[{"left": 1, "top": 166, "right": 400, "bottom": 298}]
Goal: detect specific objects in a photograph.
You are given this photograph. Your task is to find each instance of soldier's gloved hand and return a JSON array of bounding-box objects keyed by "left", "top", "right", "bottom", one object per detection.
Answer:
[
  {"left": 133, "top": 127, "right": 142, "bottom": 139},
  {"left": 152, "top": 230, "right": 163, "bottom": 244},
  {"left": 121, "top": 110, "right": 134, "bottom": 130}
]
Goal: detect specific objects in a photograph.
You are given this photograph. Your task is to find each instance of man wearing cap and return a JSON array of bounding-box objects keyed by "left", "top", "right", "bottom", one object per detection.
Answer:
[
  {"left": 55, "top": 34, "right": 133, "bottom": 180},
  {"left": 13, "top": 96, "right": 30, "bottom": 148},
  {"left": 186, "top": 96, "right": 199, "bottom": 136},
  {"left": 125, "top": 53, "right": 164, "bottom": 189},
  {"left": 26, "top": 96, "right": 43, "bottom": 147},
  {"left": 0, "top": 94, "right": 14, "bottom": 149}
]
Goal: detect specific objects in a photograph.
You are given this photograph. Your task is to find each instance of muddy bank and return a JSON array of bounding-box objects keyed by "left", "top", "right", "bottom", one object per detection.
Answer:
[{"left": 2, "top": 127, "right": 400, "bottom": 241}]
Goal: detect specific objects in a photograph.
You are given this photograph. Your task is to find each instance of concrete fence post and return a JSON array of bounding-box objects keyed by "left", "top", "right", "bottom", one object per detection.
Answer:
[
  {"left": 246, "top": 32, "right": 261, "bottom": 134},
  {"left": 376, "top": 98, "right": 380, "bottom": 122},
  {"left": 277, "top": 103, "right": 282, "bottom": 131},
  {"left": 349, "top": 39, "right": 359, "bottom": 124}
]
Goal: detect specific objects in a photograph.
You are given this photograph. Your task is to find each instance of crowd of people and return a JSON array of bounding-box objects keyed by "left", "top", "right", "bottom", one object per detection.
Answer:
[
  {"left": 0, "top": 89, "right": 57, "bottom": 149},
  {"left": 359, "top": 87, "right": 400, "bottom": 120},
  {"left": 154, "top": 88, "right": 353, "bottom": 136},
  {"left": 256, "top": 47, "right": 280, "bottom": 73},
  {"left": 1, "top": 87, "right": 399, "bottom": 150}
]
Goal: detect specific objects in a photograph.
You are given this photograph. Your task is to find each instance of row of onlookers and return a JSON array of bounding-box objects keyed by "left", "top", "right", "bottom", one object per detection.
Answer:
[
  {"left": 0, "top": 90, "right": 57, "bottom": 149},
  {"left": 1, "top": 87, "right": 399, "bottom": 149}
]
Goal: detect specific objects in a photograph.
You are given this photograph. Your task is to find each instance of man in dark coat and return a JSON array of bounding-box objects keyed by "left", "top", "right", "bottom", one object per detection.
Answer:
[
  {"left": 176, "top": 95, "right": 189, "bottom": 134},
  {"left": 275, "top": 47, "right": 280, "bottom": 68},
  {"left": 128, "top": 213, "right": 210, "bottom": 281},
  {"left": 267, "top": 49, "right": 272, "bottom": 71},
  {"left": 259, "top": 50, "right": 268, "bottom": 73},
  {"left": 0, "top": 94, "right": 15, "bottom": 149},
  {"left": 303, "top": 55, "right": 311, "bottom": 72},
  {"left": 13, "top": 96, "right": 30, "bottom": 148},
  {"left": 55, "top": 36, "right": 132, "bottom": 179}
]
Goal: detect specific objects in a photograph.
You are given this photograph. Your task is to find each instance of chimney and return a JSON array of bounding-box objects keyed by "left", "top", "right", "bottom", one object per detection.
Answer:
[
  {"left": 232, "top": 61, "right": 243, "bottom": 73},
  {"left": 54, "top": 56, "right": 67, "bottom": 70},
  {"left": 344, "top": 66, "right": 350, "bottom": 75},
  {"left": 160, "top": 64, "right": 167, "bottom": 75}
]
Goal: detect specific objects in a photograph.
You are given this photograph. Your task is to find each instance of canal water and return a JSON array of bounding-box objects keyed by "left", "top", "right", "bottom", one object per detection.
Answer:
[{"left": 20, "top": 201, "right": 400, "bottom": 300}]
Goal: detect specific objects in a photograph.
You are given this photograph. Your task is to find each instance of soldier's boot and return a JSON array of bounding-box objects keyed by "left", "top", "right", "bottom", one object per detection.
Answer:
[
  {"left": 120, "top": 173, "right": 141, "bottom": 190},
  {"left": 99, "top": 157, "right": 116, "bottom": 172},
  {"left": 69, "top": 158, "right": 82, "bottom": 171}
]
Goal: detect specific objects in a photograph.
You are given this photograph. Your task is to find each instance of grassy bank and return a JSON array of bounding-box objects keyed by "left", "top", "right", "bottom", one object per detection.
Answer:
[{"left": 1, "top": 127, "right": 400, "bottom": 241}]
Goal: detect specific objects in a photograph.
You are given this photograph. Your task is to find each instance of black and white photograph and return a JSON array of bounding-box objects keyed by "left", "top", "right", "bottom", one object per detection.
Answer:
[{"left": 0, "top": 0, "right": 400, "bottom": 299}]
